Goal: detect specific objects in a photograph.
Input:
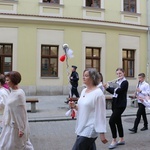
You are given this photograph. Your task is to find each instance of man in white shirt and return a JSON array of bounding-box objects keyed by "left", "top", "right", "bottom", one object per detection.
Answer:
[{"left": 129, "top": 73, "right": 150, "bottom": 133}]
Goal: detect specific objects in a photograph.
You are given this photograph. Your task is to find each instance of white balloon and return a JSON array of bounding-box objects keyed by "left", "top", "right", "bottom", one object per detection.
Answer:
[
  {"left": 67, "top": 49, "right": 74, "bottom": 58},
  {"left": 62, "top": 43, "right": 74, "bottom": 58},
  {"left": 62, "top": 44, "right": 69, "bottom": 53}
]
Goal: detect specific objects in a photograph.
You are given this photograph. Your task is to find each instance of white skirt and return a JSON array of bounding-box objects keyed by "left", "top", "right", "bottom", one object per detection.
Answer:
[{"left": 0, "top": 125, "right": 34, "bottom": 150}]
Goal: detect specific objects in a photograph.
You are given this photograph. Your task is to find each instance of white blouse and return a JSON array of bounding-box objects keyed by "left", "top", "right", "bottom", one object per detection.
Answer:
[
  {"left": 75, "top": 88, "right": 106, "bottom": 138},
  {"left": 0, "top": 89, "right": 34, "bottom": 150},
  {"left": 0, "top": 87, "right": 10, "bottom": 109},
  {"left": 0, "top": 87, "right": 10, "bottom": 124}
]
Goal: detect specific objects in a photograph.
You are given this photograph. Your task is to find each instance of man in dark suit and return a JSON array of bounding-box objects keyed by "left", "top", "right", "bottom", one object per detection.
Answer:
[
  {"left": 64, "top": 65, "right": 79, "bottom": 104},
  {"left": 70, "top": 65, "right": 79, "bottom": 98}
]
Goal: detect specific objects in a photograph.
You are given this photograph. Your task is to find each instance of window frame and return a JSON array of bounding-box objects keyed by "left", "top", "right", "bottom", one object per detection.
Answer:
[
  {"left": 42, "top": 0, "right": 60, "bottom": 4},
  {"left": 0, "top": 43, "right": 13, "bottom": 75},
  {"left": 85, "top": 47, "right": 101, "bottom": 72},
  {"left": 85, "top": 0, "right": 101, "bottom": 8},
  {"left": 41, "top": 45, "right": 58, "bottom": 77},
  {"left": 123, "top": 0, "right": 136, "bottom": 13},
  {"left": 122, "top": 49, "right": 135, "bottom": 77}
]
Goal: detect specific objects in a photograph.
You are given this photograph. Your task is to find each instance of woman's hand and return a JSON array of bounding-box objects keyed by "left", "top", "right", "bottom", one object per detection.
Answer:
[
  {"left": 69, "top": 101, "right": 76, "bottom": 108},
  {"left": 18, "top": 131, "right": 24, "bottom": 138},
  {"left": 69, "top": 101, "right": 78, "bottom": 110},
  {"left": 100, "top": 133, "right": 108, "bottom": 144}
]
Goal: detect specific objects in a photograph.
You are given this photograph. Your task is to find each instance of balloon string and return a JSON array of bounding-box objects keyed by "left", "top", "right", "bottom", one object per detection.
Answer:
[{"left": 65, "top": 53, "right": 71, "bottom": 97}]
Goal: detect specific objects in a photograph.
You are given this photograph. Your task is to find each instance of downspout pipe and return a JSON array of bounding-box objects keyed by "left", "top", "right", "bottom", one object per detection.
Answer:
[{"left": 147, "top": 0, "right": 150, "bottom": 83}]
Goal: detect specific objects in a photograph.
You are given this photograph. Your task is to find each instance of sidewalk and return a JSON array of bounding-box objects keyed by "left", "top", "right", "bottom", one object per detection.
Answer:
[{"left": 26, "top": 95, "right": 150, "bottom": 122}]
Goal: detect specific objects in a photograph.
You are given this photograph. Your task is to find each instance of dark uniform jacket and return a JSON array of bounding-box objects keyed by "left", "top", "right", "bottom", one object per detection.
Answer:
[
  {"left": 70, "top": 71, "right": 79, "bottom": 88},
  {"left": 106, "top": 80, "right": 129, "bottom": 109}
]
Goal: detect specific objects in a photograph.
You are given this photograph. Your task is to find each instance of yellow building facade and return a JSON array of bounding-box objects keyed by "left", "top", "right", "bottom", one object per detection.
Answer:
[{"left": 0, "top": 0, "right": 149, "bottom": 95}]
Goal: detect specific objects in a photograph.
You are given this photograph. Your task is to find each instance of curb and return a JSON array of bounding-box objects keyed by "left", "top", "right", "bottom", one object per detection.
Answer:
[{"left": 28, "top": 113, "right": 150, "bottom": 122}]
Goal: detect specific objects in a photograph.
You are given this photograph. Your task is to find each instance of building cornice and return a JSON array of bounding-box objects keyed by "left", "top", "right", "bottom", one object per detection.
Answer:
[{"left": 0, "top": 13, "right": 148, "bottom": 32}]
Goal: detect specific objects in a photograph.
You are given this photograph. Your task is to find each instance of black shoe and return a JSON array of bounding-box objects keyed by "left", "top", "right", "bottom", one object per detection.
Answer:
[
  {"left": 140, "top": 127, "right": 148, "bottom": 131},
  {"left": 129, "top": 128, "right": 137, "bottom": 133}
]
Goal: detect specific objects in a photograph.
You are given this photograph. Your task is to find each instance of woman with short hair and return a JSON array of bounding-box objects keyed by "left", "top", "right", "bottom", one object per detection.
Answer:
[
  {"left": 70, "top": 68, "right": 107, "bottom": 150},
  {"left": 0, "top": 71, "right": 34, "bottom": 150}
]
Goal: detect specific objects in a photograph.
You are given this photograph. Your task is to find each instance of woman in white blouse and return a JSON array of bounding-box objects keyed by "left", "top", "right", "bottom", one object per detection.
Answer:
[
  {"left": 0, "top": 74, "right": 10, "bottom": 133},
  {"left": 0, "top": 71, "right": 34, "bottom": 150},
  {"left": 69, "top": 68, "right": 107, "bottom": 150}
]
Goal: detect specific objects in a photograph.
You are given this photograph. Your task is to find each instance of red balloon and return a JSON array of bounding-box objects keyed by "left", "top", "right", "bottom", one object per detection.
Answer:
[{"left": 60, "top": 55, "right": 66, "bottom": 62}]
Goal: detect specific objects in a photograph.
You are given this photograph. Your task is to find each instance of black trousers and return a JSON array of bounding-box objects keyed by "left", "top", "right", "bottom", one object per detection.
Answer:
[
  {"left": 71, "top": 86, "right": 79, "bottom": 98},
  {"left": 133, "top": 103, "right": 148, "bottom": 130},
  {"left": 72, "top": 136, "right": 97, "bottom": 150},
  {"left": 109, "top": 107, "right": 126, "bottom": 139}
]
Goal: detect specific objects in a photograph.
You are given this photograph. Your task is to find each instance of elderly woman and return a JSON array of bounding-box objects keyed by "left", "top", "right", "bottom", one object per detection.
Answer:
[
  {"left": 69, "top": 68, "right": 107, "bottom": 150},
  {"left": 0, "top": 71, "right": 34, "bottom": 150}
]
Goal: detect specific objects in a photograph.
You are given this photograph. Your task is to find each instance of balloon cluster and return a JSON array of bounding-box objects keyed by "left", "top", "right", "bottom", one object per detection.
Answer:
[
  {"left": 59, "top": 44, "right": 74, "bottom": 62},
  {"left": 60, "top": 44, "right": 76, "bottom": 119}
]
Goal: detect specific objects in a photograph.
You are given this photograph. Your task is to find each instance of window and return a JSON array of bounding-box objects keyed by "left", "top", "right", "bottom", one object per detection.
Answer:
[
  {"left": 43, "top": 0, "right": 59, "bottom": 4},
  {"left": 124, "top": 0, "right": 136, "bottom": 13},
  {"left": 41, "top": 45, "right": 58, "bottom": 77},
  {"left": 86, "top": 0, "right": 101, "bottom": 8},
  {"left": 85, "top": 47, "right": 100, "bottom": 72},
  {"left": 0, "top": 44, "right": 12, "bottom": 74},
  {"left": 122, "top": 49, "right": 135, "bottom": 77}
]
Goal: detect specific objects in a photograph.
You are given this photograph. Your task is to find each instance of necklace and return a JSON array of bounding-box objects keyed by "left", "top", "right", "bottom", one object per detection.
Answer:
[
  {"left": 86, "top": 87, "right": 97, "bottom": 93},
  {"left": 83, "top": 87, "right": 98, "bottom": 97}
]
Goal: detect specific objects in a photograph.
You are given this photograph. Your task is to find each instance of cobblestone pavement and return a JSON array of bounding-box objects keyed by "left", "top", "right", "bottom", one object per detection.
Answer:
[
  {"left": 29, "top": 118, "right": 150, "bottom": 150},
  {"left": 26, "top": 95, "right": 150, "bottom": 150}
]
